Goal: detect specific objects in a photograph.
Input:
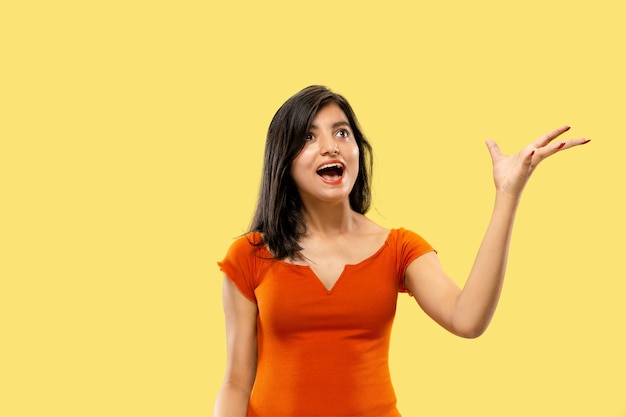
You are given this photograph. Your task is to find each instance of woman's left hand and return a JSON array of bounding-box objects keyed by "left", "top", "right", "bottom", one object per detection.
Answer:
[{"left": 485, "top": 126, "right": 590, "bottom": 198}]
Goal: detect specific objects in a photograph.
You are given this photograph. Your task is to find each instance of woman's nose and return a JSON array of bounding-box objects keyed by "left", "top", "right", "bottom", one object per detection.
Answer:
[{"left": 319, "top": 135, "right": 339, "bottom": 156}]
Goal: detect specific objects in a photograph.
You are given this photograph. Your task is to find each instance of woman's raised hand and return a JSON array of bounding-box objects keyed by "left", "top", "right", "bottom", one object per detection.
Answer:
[{"left": 485, "top": 126, "right": 590, "bottom": 198}]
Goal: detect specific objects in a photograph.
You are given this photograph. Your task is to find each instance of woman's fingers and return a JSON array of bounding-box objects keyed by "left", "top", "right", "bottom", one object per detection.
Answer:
[
  {"left": 532, "top": 125, "right": 571, "bottom": 148},
  {"left": 533, "top": 136, "right": 590, "bottom": 161}
]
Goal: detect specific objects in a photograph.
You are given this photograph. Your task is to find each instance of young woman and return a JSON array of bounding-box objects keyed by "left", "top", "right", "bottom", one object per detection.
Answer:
[{"left": 214, "top": 85, "right": 590, "bottom": 416}]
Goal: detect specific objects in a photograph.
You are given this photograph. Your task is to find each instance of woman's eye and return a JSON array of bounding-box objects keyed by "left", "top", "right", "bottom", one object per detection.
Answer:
[
  {"left": 305, "top": 133, "right": 314, "bottom": 141},
  {"left": 336, "top": 129, "right": 350, "bottom": 138}
]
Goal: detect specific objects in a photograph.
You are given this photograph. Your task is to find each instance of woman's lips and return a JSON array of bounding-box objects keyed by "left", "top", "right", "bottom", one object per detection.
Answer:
[{"left": 316, "top": 161, "right": 345, "bottom": 184}]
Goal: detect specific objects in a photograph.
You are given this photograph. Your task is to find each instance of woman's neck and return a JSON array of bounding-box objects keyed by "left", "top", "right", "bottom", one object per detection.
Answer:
[{"left": 300, "top": 201, "right": 360, "bottom": 238}]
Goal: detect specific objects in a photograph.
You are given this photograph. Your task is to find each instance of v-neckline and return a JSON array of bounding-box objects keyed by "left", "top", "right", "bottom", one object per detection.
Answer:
[
  {"left": 274, "top": 229, "right": 393, "bottom": 294},
  {"left": 307, "top": 264, "right": 347, "bottom": 293}
]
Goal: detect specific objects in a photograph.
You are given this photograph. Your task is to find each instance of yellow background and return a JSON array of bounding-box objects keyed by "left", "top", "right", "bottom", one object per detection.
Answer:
[{"left": 2, "top": 1, "right": 624, "bottom": 416}]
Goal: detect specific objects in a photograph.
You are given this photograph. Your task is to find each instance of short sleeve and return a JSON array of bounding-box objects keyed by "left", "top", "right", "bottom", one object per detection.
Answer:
[
  {"left": 395, "top": 228, "right": 435, "bottom": 293},
  {"left": 217, "top": 233, "right": 261, "bottom": 303}
]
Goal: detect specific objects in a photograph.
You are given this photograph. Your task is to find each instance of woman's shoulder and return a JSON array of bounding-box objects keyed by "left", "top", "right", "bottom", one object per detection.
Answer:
[
  {"left": 223, "top": 231, "right": 265, "bottom": 256},
  {"left": 389, "top": 227, "right": 415, "bottom": 237},
  {"left": 387, "top": 227, "right": 435, "bottom": 254},
  {"left": 390, "top": 226, "right": 430, "bottom": 239},
  {"left": 354, "top": 217, "right": 429, "bottom": 246}
]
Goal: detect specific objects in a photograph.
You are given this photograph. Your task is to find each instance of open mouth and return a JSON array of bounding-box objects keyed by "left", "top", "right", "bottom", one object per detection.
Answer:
[{"left": 316, "top": 162, "right": 344, "bottom": 181}]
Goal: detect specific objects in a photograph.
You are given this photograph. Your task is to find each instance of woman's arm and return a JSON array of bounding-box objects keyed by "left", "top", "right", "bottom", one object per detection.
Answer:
[
  {"left": 213, "top": 276, "right": 258, "bottom": 417},
  {"left": 405, "top": 126, "right": 590, "bottom": 338}
]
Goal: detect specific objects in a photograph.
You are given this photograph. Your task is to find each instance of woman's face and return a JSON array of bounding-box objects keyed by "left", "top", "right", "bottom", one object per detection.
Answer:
[{"left": 290, "top": 103, "right": 360, "bottom": 207}]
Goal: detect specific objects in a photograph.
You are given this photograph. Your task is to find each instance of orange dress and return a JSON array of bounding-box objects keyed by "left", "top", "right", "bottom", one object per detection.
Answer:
[{"left": 218, "top": 228, "right": 433, "bottom": 417}]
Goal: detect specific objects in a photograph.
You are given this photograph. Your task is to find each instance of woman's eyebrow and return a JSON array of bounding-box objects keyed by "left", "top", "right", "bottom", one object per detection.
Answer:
[
  {"left": 333, "top": 121, "right": 351, "bottom": 128},
  {"left": 310, "top": 120, "right": 351, "bottom": 130}
]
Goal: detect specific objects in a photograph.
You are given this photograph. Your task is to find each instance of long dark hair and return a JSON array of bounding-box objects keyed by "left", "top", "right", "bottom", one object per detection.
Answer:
[{"left": 249, "top": 85, "right": 373, "bottom": 260}]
